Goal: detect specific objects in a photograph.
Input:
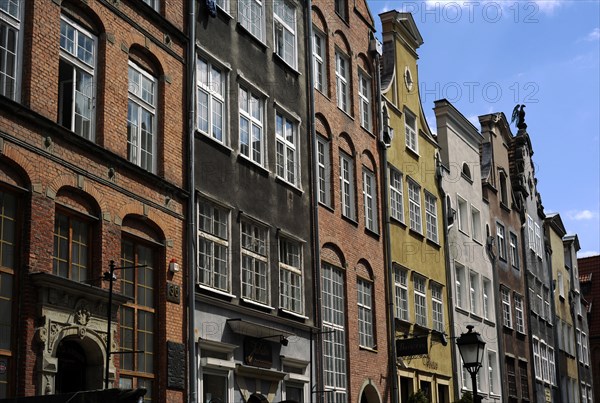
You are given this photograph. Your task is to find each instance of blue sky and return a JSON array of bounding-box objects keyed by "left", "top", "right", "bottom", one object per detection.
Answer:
[{"left": 369, "top": 0, "right": 600, "bottom": 257}]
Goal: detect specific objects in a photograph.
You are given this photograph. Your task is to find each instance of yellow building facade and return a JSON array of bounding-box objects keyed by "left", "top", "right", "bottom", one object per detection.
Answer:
[{"left": 380, "top": 11, "right": 454, "bottom": 403}]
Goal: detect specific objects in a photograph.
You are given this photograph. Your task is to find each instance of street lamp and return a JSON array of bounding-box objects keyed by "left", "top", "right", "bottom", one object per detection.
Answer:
[{"left": 456, "top": 325, "right": 486, "bottom": 403}]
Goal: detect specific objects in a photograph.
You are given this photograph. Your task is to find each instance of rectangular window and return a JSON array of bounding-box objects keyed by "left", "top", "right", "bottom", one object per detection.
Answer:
[
  {"left": 197, "top": 201, "right": 229, "bottom": 292},
  {"left": 529, "top": 286, "right": 537, "bottom": 314},
  {"left": 541, "top": 342, "right": 549, "bottom": 382},
  {"left": 0, "top": 0, "right": 20, "bottom": 100},
  {"left": 197, "top": 56, "right": 226, "bottom": 142},
  {"left": 519, "top": 361, "right": 529, "bottom": 399},
  {"left": 273, "top": 0, "right": 296, "bottom": 68},
  {"left": 537, "top": 284, "right": 544, "bottom": 320},
  {"left": 414, "top": 275, "right": 427, "bottom": 327},
  {"left": 339, "top": 151, "right": 355, "bottom": 220},
  {"left": 483, "top": 278, "right": 492, "bottom": 320},
  {"left": 239, "top": 0, "right": 263, "bottom": 40},
  {"left": 558, "top": 271, "right": 565, "bottom": 299},
  {"left": 127, "top": 62, "right": 156, "bottom": 173},
  {"left": 279, "top": 238, "right": 302, "bottom": 314},
  {"left": 322, "top": 263, "right": 346, "bottom": 401},
  {"left": 202, "top": 372, "right": 229, "bottom": 403},
  {"left": 497, "top": 223, "right": 506, "bottom": 261},
  {"left": 404, "top": 110, "right": 417, "bottom": 153},
  {"left": 533, "top": 338, "right": 541, "bottom": 380},
  {"left": 389, "top": 168, "right": 404, "bottom": 222},
  {"left": 469, "top": 271, "right": 479, "bottom": 315},
  {"left": 535, "top": 223, "right": 542, "bottom": 257},
  {"left": 357, "top": 278, "right": 374, "bottom": 348},
  {"left": 58, "top": 15, "right": 96, "bottom": 140},
  {"left": 471, "top": 206, "right": 481, "bottom": 241},
  {"left": 548, "top": 347, "right": 555, "bottom": 385},
  {"left": 142, "top": 0, "right": 159, "bottom": 10},
  {"left": 335, "top": 52, "right": 349, "bottom": 113},
  {"left": 394, "top": 267, "right": 408, "bottom": 321},
  {"left": 239, "top": 87, "right": 264, "bottom": 165},
  {"left": 488, "top": 351, "right": 498, "bottom": 395},
  {"left": 455, "top": 263, "right": 466, "bottom": 309},
  {"left": 425, "top": 192, "right": 438, "bottom": 243},
  {"left": 312, "top": 29, "right": 325, "bottom": 91},
  {"left": 544, "top": 288, "right": 551, "bottom": 324},
  {"left": 515, "top": 294, "right": 525, "bottom": 333},
  {"left": 120, "top": 239, "right": 155, "bottom": 396},
  {"left": 241, "top": 220, "right": 268, "bottom": 304},
  {"left": 52, "top": 211, "right": 89, "bottom": 282},
  {"left": 457, "top": 196, "right": 468, "bottom": 234},
  {"left": 582, "top": 332, "right": 588, "bottom": 365},
  {"left": 362, "top": 168, "right": 377, "bottom": 232},
  {"left": 408, "top": 179, "right": 422, "bottom": 233},
  {"left": 431, "top": 283, "right": 444, "bottom": 332},
  {"left": 316, "top": 137, "right": 331, "bottom": 206},
  {"left": 334, "top": 0, "right": 346, "bottom": 20},
  {"left": 510, "top": 232, "right": 519, "bottom": 269},
  {"left": 501, "top": 288, "right": 512, "bottom": 328},
  {"left": 358, "top": 71, "right": 371, "bottom": 131},
  {"left": 507, "top": 358, "right": 517, "bottom": 397},
  {"left": 276, "top": 112, "right": 298, "bottom": 185},
  {"left": 527, "top": 214, "right": 535, "bottom": 251}
]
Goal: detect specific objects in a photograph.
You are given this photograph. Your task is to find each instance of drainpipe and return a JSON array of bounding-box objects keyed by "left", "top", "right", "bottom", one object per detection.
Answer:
[
  {"left": 304, "top": 3, "right": 323, "bottom": 402},
  {"left": 435, "top": 161, "right": 458, "bottom": 402},
  {"left": 374, "top": 51, "right": 399, "bottom": 403},
  {"left": 186, "top": 0, "right": 197, "bottom": 401}
]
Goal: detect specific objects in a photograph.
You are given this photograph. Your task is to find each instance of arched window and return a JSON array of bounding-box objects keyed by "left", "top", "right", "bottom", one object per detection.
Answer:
[{"left": 462, "top": 163, "right": 471, "bottom": 180}]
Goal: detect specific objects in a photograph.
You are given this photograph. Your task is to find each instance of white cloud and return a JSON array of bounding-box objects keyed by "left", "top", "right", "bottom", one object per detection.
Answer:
[
  {"left": 533, "top": 0, "right": 563, "bottom": 15},
  {"left": 578, "top": 250, "right": 600, "bottom": 258},
  {"left": 379, "top": 1, "right": 391, "bottom": 13},
  {"left": 586, "top": 27, "right": 600, "bottom": 42},
  {"left": 566, "top": 209, "right": 599, "bottom": 221}
]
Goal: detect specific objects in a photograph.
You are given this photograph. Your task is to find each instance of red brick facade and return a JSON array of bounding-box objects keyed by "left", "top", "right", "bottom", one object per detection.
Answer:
[
  {"left": 0, "top": 0, "right": 187, "bottom": 401},
  {"left": 311, "top": 1, "right": 390, "bottom": 401}
]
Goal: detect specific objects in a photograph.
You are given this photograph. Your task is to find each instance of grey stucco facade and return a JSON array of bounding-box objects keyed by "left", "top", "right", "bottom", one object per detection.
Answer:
[{"left": 194, "top": 2, "right": 314, "bottom": 402}]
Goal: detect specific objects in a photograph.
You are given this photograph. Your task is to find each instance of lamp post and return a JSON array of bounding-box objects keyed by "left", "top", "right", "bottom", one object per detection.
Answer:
[{"left": 456, "top": 325, "right": 486, "bottom": 403}]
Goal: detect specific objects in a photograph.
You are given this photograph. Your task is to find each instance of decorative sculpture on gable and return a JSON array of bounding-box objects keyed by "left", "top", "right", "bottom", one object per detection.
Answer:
[{"left": 511, "top": 104, "right": 527, "bottom": 130}]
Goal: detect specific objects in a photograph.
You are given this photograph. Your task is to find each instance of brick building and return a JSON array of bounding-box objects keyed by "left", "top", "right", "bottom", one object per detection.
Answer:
[
  {"left": 310, "top": 0, "right": 390, "bottom": 401},
  {"left": 0, "top": 0, "right": 188, "bottom": 401},
  {"left": 579, "top": 254, "right": 599, "bottom": 401}
]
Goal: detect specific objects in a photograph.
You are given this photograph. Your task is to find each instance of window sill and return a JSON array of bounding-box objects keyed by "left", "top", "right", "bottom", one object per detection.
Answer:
[
  {"left": 458, "top": 228, "right": 470, "bottom": 238},
  {"left": 197, "top": 130, "right": 233, "bottom": 154},
  {"left": 500, "top": 202, "right": 511, "bottom": 212},
  {"left": 360, "top": 125, "right": 375, "bottom": 139},
  {"left": 337, "top": 106, "right": 354, "bottom": 121},
  {"left": 240, "top": 298, "right": 274, "bottom": 311},
  {"left": 469, "top": 312, "right": 484, "bottom": 322},
  {"left": 318, "top": 200, "right": 334, "bottom": 212},
  {"left": 461, "top": 172, "right": 474, "bottom": 184},
  {"left": 237, "top": 153, "right": 270, "bottom": 176},
  {"left": 198, "top": 284, "right": 236, "bottom": 299},
  {"left": 216, "top": 5, "right": 234, "bottom": 21},
  {"left": 405, "top": 146, "right": 420, "bottom": 159},
  {"left": 511, "top": 264, "right": 520, "bottom": 271},
  {"left": 273, "top": 53, "right": 300, "bottom": 76},
  {"left": 483, "top": 318, "right": 496, "bottom": 327},
  {"left": 341, "top": 214, "right": 358, "bottom": 227},
  {"left": 503, "top": 325, "right": 514, "bottom": 332},
  {"left": 390, "top": 215, "right": 406, "bottom": 227},
  {"left": 426, "top": 238, "right": 441, "bottom": 249},
  {"left": 279, "top": 308, "right": 308, "bottom": 320},
  {"left": 315, "top": 87, "right": 330, "bottom": 101},
  {"left": 275, "top": 176, "right": 303, "bottom": 194},
  {"left": 236, "top": 23, "right": 268, "bottom": 51},
  {"left": 472, "top": 237, "right": 483, "bottom": 246},
  {"left": 359, "top": 345, "right": 378, "bottom": 353},
  {"left": 365, "top": 227, "right": 380, "bottom": 239},
  {"left": 409, "top": 228, "right": 424, "bottom": 239},
  {"left": 455, "top": 306, "right": 470, "bottom": 316}
]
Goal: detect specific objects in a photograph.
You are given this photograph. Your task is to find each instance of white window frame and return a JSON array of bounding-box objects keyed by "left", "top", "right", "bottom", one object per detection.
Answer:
[
  {"left": 533, "top": 337, "right": 541, "bottom": 380},
  {"left": 275, "top": 111, "right": 299, "bottom": 185},
  {"left": 408, "top": 178, "right": 422, "bottom": 233},
  {"left": 431, "top": 283, "right": 444, "bottom": 332},
  {"left": 535, "top": 222, "right": 542, "bottom": 257},
  {"left": 239, "top": 86, "right": 265, "bottom": 166},
  {"left": 142, "top": 0, "right": 159, "bottom": 11},
  {"left": 358, "top": 70, "right": 371, "bottom": 131},
  {"left": 357, "top": 278, "right": 374, "bottom": 348},
  {"left": 425, "top": 192, "right": 438, "bottom": 243},
  {"left": 316, "top": 136, "right": 331, "bottom": 206},
  {"left": 273, "top": 0, "right": 297, "bottom": 68},
  {"left": 127, "top": 61, "right": 157, "bottom": 173},
  {"left": 457, "top": 195, "right": 468, "bottom": 234},
  {"left": 197, "top": 200, "right": 230, "bottom": 293},
  {"left": 582, "top": 332, "right": 588, "bottom": 365},
  {"left": 414, "top": 275, "right": 427, "bottom": 327},
  {"left": 404, "top": 109, "right": 418, "bottom": 153},
  {"left": 389, "top": 167, "right": 404, "bottom": 223},
  {"left": 0, "top": 0, "right": 22, "bottom": 100},
  {"left": 501, "top": 287, "right": 512, "bottom": 328},
  {"left": 455, "top": 263, "right": 466, "bottom": 309},
  {"left": 335, "top": 51, "right": 349, "bottom": 113},
  {"left": 558, "top": 271, "right": 565, "bottom": 299},
  {"left": 544, "top": 288, "right": 551, "bottom": 324},
  {"left": 362, "top": 168, "right": 377, "bottom": 232},
  {"left": 471, "top": 206, "right": 481, "bottom": 242},
  {"left": 514, "top": 293, "right": 525, "bottom": 333},
  {"left": 240, "top": 219, "right": 269, "bottom": 305},
  {"left": 483, "top": 278, "right": 492, "bottom": 321},
  {"left": 58, "top": 15, "right": 96, "bottom": 141},
  {"left": 541, "top": 341, "right": 549, "bottom": 382},
  {"left": 312, "top": 28, "right": 325, "bottom": 92},
  {"left": 548, "top": 347, "right": 555, "bottom": 385},
  {"left": 497, "top": 223, "right": 507, "bottom": 261},
  {"left": 339, "top": 151, "right": 355, "bottom": 220},
  {"left": 238, "top": 0, "right": 264, "bottom": 41},
  {"left": 215, "top": 0, "right": 229, "bottom": 12},
  {"left": 394, "top": 267, "right": 409, "bottom": 321},
  {"left": 509, "top": 231, "right": 519, "bottom": 268},
  {"left": 537, "top": 283, "right": 544, "bottom": 320},
  {"left": 321, "top": 263, "right": 347, "bottom": 401},
  {"left": 488, "top": 350, "right": 498, "bottom": 395},
  {"left": 279, "top": 237, "right": 303, "bottom": 314},
  {"left": 527, "top": 214, "right": 535, "bottom": 251},
  {"left": 197, "top": 56, "right": 226, "bottom": 143}
]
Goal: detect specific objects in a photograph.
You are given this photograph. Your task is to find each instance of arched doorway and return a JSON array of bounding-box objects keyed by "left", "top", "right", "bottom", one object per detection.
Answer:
[
  {"left": 359, "top": 383, "right": 381, "bottom": 403},
  {"left": 55, "top": 340, "right": 87, "bottom": 394},
  {"left": 248, "top": 393, "right": 269, "bottom": 403}
]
